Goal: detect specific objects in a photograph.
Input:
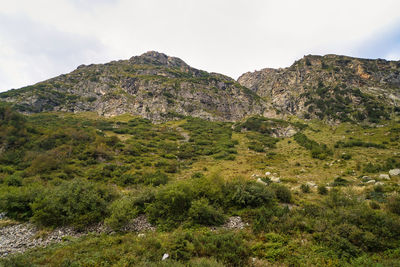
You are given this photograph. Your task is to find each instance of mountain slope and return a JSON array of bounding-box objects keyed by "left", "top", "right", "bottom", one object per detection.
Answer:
[
  {"left": 0, "top": 51, "right": 273, "bottom": 122},
  {"left": 238, "top": 54, "right": 400, "bottom": 123}
]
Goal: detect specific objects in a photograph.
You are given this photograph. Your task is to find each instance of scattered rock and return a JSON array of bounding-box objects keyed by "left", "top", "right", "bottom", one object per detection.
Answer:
[
  {"left": 270, "top": 177, "right": 281, "bottom": 183},
  {"left": 379, "top": 174, "right": 390, "bottom": 180},
  {"left": 389, "top": 169, "right": 400, "bottom": 177},
  {"left": 306, "top": 181, "right": 317, "bottom": 188},
  {"left": 256, "top": 178, "right": 268, "bottom": 185},
  {"left": 1, "top": 215, "right": 155, "bottom": 258},
  {"left": 365, "top": 180, "right": 376, "bottom": 185},
  {"left": 375, "top": 182, "right": 384, "bottom": 186},
  {"left": 121, "top": 215, "right": 156, "bottom": 232},
  {"left": 222, "top": 216, "right": 246, "bottom": 230},
  {"left": 162, "top": 253, "right": 169, "bottom": 261},
  {"left": 265, "top": 171, "right": 271, "bottom": 176}
]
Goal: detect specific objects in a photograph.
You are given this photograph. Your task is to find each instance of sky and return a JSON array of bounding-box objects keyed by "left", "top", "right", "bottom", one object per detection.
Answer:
[{"left": 0, "top": 0, "right": 400, "bottom": 92}]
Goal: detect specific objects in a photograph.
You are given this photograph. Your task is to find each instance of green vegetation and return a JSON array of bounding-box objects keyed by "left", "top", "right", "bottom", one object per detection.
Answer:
[
  {"left": 294, "top": 132, "right": 332, "bottom": 159},
  {"left": 1, "top": 109, "right": 400, "bottom": 266}
]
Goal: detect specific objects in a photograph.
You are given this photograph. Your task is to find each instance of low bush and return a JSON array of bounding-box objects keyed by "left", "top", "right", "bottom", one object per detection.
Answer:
[
  {"left": 188, "top": 198, "right": 225, "bottom": 226},
  {"left": 105, "top": 196, "right": 138, "bottom": 231},
  {"left": 387, "top": 195, "right": 400, "bottom": 215},
  {"left": 0, "top": 185, "right": 43, "bottom": 221},
  {"left": 230, "top": 181, "right": 276, "bottom": 208},
  {"left": 318, "top": 185, "right": 328, "bottom": 195},
  {"left": 270, "top": 184, "right": 292, "bottom": 203},
  {"left": 300, "top": 184, "right": 311, "bottom": 193}
]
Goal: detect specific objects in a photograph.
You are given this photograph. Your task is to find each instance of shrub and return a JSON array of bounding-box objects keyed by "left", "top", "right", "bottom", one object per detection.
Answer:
[
  {"left": 188, "top": 198, "right": 225, "bottom": 226},
  {"left": 194, "top": 231, "right": 250, "bottom": 266},
  {"left": 332, "top": 177, "right": 349, "bottom": 187},
  {"left": 271, "top": 184, "right": 292, "bottom": 203},
  {"left": 300, "top": 184, "right": 311, "bottom": 193},
  {"left": 318, "top": 185, "right": 328, "bottom": 195},
  {"left": 230, "top": 181, "right": 276, "bottom": 208},
  {"left": 387, "top": 195, "right": 400, "bottom": 215},
  {"left": 105, "top": 196, "right": 138, "bottom": 231},
  {"left": 146, "top": 182, "right": 194, "bottom": 229},
  {"left": 4, "top": 174, "right": 22, "bottom": 186},
  {"left": 294, "top": 133, "right": 331, "bottom": 159},
  {"left": 0, "top": 185, "right": 43, "bottom": 221},
  {"left": 142, "top": 171, "right": 169, "bottom": 186},
  {"left": 31, "top": 179, "right": 115, "bottom": 229},
  {"left": 369, "top": 201, "right": 380, "bottom": 210}
]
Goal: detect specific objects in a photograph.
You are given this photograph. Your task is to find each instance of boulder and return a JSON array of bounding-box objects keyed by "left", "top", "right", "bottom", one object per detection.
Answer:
[
  {"left": 389, "top": 169, "right": 400, "bottom": 177},
  {"left": 270, "top": 177, "right": 281, "bottom": 183},
  {"left": 379, "top": 174, "right": 390, "bottom": 180}
]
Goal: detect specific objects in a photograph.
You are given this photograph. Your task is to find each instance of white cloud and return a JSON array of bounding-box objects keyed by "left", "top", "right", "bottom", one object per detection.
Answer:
[{"left": 0, "top": 0, "right": 399, "bottom": 91}]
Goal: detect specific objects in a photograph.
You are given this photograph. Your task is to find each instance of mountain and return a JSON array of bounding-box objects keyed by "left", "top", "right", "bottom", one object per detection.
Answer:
[
  {"left": 1, "top": 52, "right": 399, "bottom": 124},
  {"left": 0, "top": 51, "right": 273, "bottom": 122},
  {"left": 238, "top": 54, "right": 400, "bottom": 123}
]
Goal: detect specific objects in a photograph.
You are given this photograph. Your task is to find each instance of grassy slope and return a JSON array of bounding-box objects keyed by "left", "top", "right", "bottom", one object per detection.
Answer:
[{"left": 1, "top": 111, "right": 400, "bottom": 266}]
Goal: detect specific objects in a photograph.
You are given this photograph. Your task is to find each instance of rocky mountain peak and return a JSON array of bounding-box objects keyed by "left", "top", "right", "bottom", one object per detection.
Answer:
[{"left": 129, "top": 51, "right": 190, "bottom": 69}]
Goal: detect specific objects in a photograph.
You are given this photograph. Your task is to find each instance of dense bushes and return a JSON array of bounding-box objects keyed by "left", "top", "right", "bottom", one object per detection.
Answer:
[
  {"left": 31, "top": 179, "right": 116, "bottom": 229},
  {"left": 335, "top": 140, "right": 386, "bottom": 149},
  {"left": 179, "top": 117, "right": 237, "bottom": 160},
  {"left": 188, "top": 198, "right": 225, "bottom": 226},
  {"left": 0, "top": 185, "right": 43, "bottom": 221},
  {"left": 105, "top": 196, "right": 138, "bottom": 231}
]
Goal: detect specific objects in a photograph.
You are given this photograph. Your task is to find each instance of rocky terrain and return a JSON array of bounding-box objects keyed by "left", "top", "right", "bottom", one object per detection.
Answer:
[
  {"left": 0, "top": 51, "right": 273, "bottom": 122},
  {"left": 238, "top": 54, "right": 400, "bottom": 123},
  {"left": 1, "top": 52, "right": 399, "bottom": 124}
]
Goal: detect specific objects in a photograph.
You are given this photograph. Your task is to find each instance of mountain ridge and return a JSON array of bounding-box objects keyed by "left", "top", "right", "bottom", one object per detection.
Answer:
[{"left": 1, "top": 51, "right": 399, "bottom": 123}]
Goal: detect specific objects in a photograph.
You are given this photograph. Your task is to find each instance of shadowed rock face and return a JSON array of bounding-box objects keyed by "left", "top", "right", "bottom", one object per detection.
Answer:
[
  {"left": 238, "top": 55, "right": 400, "bottom": 123},
  {"left": 1, "top": 52, "right": 399, "bottom": 123}
]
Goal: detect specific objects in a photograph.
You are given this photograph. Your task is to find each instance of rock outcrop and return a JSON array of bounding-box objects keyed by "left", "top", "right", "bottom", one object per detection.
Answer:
[
  {"left": 238, "top": 55, "right": 400, "bottom": 123},
  {"left": 0, "top": 51, "right": 274, "bottom": 122}
]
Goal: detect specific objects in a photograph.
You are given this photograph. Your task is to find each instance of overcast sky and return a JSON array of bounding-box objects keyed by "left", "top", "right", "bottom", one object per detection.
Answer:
[{"left": 0, "top": 0, "right": 400, "bottom": 91}]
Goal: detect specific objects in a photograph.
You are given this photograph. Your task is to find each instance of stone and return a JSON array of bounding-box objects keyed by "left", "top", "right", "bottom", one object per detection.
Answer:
[
  {"left": 223, "top": 216, "right": 246, "bottom": 230},
  {"left": 270, "top": 177, "right": 281, "bottom": 183},
  {"left": 162, "top": 253, "right": 169, "bottom": 261},
  {"left": 375, "top": 182, "right": 384, "bottom": 186},
  {"left": 306, "top": 181, "right": 317, "bottom": 187},
  {"left": 256, "top": 178, "right": 267, "bottom": 185},
  {"left": 389, "top": 169, "right": 400, "bottom": 177},
  {"left": 265, "top": 171, "right": 271, "bottom": 176},
  {"left": 379, "top": 174, "right": 390, "bottom": 180},
  {"left": 365, "top": 180, "right": 376, "bottom": 184}
]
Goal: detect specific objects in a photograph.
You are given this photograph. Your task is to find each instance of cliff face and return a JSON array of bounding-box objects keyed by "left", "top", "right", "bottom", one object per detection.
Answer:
[
  {"left": 0, "top": 51, "right": 274, "bottom": 122},
  {"left": 1, "top": 52, "right": 399, "bottom": 123},
  {"left": 238, "top": 55, "right": 400, "bottom": 123}
]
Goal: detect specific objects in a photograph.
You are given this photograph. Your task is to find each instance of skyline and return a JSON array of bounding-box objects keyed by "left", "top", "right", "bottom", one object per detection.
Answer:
[{"left": 1, "top": 0, "right": 400, "bottom": 91}]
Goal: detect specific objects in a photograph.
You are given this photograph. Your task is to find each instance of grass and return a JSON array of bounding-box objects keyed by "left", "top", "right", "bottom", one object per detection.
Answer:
[{"left": 1, "top": 110, "right": 400, "bottom": 266}]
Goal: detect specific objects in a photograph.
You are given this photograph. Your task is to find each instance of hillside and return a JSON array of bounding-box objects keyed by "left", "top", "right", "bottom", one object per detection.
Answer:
[
  {"left": 2, "top": 52, "right": 400, "bottom": 125},
  {"left": 238, "top": 54, "right": 400, "bottom": 123},
  {"left": 0, "top": 51, "right": 272, "bottom": 122},
  {"left": 0, "top": 53, "right": 400, "bottom": 266}
]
